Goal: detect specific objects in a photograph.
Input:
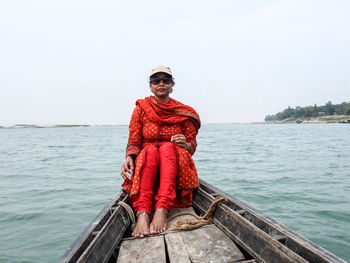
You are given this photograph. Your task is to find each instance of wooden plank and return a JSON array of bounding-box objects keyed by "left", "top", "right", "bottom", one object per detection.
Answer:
[
  {"left": 180, "top": 224, "right": 245, "bottom": 263},
  {"left": 196, "top": 180, "right": 347, "bottom": 263},
  {"left": 58, "top": 192, "right": 129, "bottom": 263},
  {"left": 77, "top": 204, "right": 131, "bottom": 263},
  {"left": 193, "top": 187, "right": 309, "bottom": 263},
  {"left": 235, "top": 260, "right": 257, "bottom": 263},
  {"left": 164, "top": 233, "right": 191, "bottom": 263},
  {"left": 166, "top": 207, "right": 197, "bottom": 230},
  {"left": 117, "top": 235, "right": 166, "bottom": 263}
]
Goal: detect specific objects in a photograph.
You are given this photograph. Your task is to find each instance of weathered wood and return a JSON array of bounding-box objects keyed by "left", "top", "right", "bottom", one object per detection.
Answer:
[
  {"left": 193, "top": 187, "right": 309, "bottom": 263},
  {"left": 166, "top": 207, "right": 197, "bottom": 230},
  {"left": 59, "top": 180, "right": 347, "bottom": 263},
  {"left": 77, "top": 203, "right": 131, "bottom": 263},
  {"left": 195, "top": 180, "right": 347, "bottom": 263},
  {"left": 117, "top": 235, "right": 166, "bottom": 263},
  {"left": 164, "top": 233, "right": 191, "bottom": 263},
  {"left": 58, "top": 192, "right": 129, "bottom": 263},
  {"left": 235, "top": 260, "right": 258, "bottom": 263},
  {"left": 179, "top": 224, "right": 245, "bottom": 263}
]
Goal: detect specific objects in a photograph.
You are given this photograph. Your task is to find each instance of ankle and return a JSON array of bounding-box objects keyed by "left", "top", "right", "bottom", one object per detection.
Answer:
[
  {"left": 137, "top": 211, "right": 149, "bottom": 217},
  {"left": 155, "top": 208, "right": 168, "bottom": 214}
]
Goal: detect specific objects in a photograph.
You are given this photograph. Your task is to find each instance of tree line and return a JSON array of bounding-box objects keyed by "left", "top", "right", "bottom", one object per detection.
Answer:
[{"left": 265, "top": 101, "right": 350, "bottom": 121}]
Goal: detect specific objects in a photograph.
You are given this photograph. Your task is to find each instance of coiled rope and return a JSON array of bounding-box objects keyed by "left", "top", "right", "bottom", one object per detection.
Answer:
[
  {"left": 115, "top": 197, "right": 225, "bottom": 232},
  {"left": 117, "top": 201, "right": 136, "bottom": 230},
  {"left": 167, "top": 196, "right": 226, "bottom": 231}
]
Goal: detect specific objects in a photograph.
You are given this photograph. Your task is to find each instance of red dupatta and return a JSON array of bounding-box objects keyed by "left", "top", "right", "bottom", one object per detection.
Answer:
[{"left": 136, "top": 96, "right": 201, "bottom": 132}]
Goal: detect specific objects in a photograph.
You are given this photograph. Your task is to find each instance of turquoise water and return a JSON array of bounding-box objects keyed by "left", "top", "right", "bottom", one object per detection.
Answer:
[{"left": 0, "top": 124, "right": 349, "bottom": 262}]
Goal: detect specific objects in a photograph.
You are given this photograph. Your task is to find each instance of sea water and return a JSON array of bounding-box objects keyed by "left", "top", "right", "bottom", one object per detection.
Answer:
[{"left": 0, "top": 124, "right": 349, "bottom": 262}]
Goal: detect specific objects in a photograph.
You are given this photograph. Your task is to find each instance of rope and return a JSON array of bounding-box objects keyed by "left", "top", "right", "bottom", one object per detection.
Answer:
[
  {"left": 167, "top": 196, "right": 226, "bottom": 231},
  {"left": 118, "top": 201, "right": 136, "bottom": 231}
]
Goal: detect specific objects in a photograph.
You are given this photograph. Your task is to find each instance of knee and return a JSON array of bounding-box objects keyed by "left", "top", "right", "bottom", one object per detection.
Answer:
[
  {"left": 160, "top": 142, "right": 176, "bottom": 152},
  {"left": 147, "top": 145, "right": 159, "bottom": 154},
  {"left": 161, "top": 142, "right": 176, "bottom": 150},
  {"left": 145, "top": 145, "right": 159, "bottom": 164},
  {"left": 159, "top": 142, "right": 177, "bottom": 157}
]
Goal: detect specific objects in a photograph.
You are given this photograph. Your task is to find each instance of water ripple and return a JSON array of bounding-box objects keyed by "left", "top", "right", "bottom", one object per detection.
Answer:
[{"left": 0, "top": 124, "right": 349, "bottom": 262}]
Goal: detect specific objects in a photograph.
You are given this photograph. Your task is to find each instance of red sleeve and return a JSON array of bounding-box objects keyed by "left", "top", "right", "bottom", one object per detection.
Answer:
[
  {"left": 126, "top": 105, "right": 143, "bottom": 158},
  {"left": 182, "top": 120, "right": 197, "bottom": 155}
]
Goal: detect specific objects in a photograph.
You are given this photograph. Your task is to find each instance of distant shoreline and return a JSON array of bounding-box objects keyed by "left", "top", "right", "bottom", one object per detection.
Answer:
[
  {"left": 0, "top": 124, "right": 127, "bottom": 129},
  {"left": 264, "top": 115, "right": 350, "bottom": 124},
  {"left": 1, "top": 116, "right": 350, "bottom": 129}
]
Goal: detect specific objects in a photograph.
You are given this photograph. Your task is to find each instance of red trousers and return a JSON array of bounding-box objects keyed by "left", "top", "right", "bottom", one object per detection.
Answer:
[{"left": 131, "top": 142, "right": 177, "bottom": 215}]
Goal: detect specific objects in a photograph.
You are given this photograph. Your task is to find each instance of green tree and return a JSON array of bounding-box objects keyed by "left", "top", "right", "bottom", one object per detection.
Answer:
[
  {"left": 339, "top": 102, "right": 350, "bottom": 115},
  {"left": 295, "top": 106, "right": 305, "bottom": 118},
  {"left": 305, "top": 106, "right": 313, "bottom": 117},
  {"left": 325, "top": 101, "right": 335, "bottom": 115},
  {"left": 345, "top": 104, "right": 350, "bottom": 115},
  {"left": 264, "top": 101, "right": 350, "bottom": 121},
  {"left": 265, "top": 115, "right": 272, "bottom": 121},
  {"left": 312, "top": 104, "right": 318, "bottom": 117}
]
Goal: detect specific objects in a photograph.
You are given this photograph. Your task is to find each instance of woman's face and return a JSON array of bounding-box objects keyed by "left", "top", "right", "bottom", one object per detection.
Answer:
[{"left": 150, "top": 73, "right": 173, "bottom": 99}]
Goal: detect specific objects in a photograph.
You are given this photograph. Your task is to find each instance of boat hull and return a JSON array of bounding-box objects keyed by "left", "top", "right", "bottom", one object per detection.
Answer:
[{"left": 59, "top": 180, "right": 346, "bottom": 263}]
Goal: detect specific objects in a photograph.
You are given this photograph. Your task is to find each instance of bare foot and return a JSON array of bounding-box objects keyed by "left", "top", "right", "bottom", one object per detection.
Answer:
[
  {"left": 132, "top": 213, "right": 150, "bottom": 238},
  {"left": 150, "top": 208, "right": 168, "bottom": 234}
]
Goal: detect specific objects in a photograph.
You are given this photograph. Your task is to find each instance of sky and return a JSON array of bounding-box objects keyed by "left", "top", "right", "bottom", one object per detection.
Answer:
[{"left": 1, "top": 0, "right": 349, "bottom": 125}]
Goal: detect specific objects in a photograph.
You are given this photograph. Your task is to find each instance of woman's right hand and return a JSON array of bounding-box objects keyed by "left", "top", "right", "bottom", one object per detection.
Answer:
[{"left": 121, "top": 156, "right": 134, "bottom": 180}]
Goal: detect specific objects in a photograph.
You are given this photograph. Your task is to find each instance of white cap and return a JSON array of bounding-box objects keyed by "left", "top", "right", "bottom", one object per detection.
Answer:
[{"left": 150, "top": 66, "right": 173, "bottom": 77}]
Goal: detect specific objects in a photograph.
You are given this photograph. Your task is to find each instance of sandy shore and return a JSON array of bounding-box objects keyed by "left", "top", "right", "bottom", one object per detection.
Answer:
[{"left": 265, "top": 115, "right": 350, "bottom": 124}]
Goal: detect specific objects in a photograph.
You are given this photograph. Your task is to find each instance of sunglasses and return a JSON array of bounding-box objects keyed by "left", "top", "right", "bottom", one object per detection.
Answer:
[{"left": 149, "top": 77, "right": 173, "bottom": 85}]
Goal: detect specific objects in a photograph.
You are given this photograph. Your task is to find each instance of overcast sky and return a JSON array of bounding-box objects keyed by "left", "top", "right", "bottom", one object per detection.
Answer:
[{"left": 1, "top": 0, "right": 349, "bottom": 125}]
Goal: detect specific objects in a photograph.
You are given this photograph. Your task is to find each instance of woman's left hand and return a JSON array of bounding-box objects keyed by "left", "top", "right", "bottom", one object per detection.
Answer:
[{"left": 171, "top": 134, "right": 189, "bottom": 150}]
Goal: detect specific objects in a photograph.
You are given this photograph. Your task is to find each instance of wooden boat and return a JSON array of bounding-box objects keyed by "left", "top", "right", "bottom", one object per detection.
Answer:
[{"left": 59, "top": 179, "right": 346, "bottom": 263}]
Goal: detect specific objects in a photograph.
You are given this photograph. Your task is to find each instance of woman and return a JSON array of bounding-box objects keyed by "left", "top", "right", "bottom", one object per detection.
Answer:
[{"left": 120, "top": 66, "right": 200, "bottom": 238}]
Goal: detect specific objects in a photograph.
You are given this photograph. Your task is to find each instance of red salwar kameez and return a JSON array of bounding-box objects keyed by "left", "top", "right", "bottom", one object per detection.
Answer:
[{"left": 122, "top": 96, "right": 201, "bottom": 215}]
